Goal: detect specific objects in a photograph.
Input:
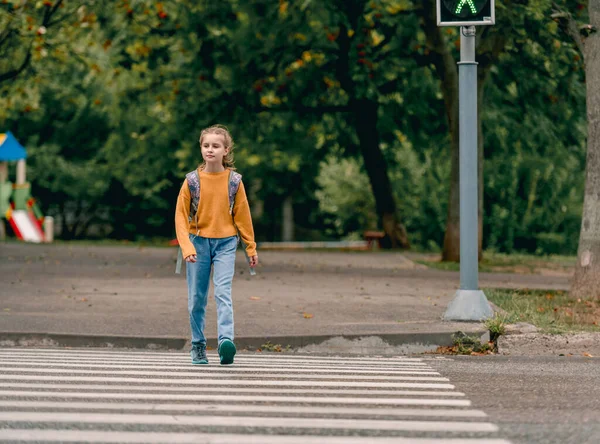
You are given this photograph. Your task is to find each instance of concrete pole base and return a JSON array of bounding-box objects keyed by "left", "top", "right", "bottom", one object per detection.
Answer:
[{"left": 443, "top": 289, "right": 494, "bottom": 321}]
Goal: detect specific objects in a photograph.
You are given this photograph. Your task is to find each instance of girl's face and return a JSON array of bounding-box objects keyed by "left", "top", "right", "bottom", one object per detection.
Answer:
[{"left": 200, "top": 133, "right": 229, "bottom": 167}]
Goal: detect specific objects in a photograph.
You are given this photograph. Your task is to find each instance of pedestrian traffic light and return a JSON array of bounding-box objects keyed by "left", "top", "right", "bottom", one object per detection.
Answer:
[{"left": 437, "top": 0, "right": 495, "bottom": 26}]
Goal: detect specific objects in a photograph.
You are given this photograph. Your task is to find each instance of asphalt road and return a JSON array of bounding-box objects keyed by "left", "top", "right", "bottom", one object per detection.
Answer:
[
  {"left": 429, "top": 355, "right": 600, "bottom": 444},
  {"left": 0, "top": 243, "right": 569, "bottom": 345}
]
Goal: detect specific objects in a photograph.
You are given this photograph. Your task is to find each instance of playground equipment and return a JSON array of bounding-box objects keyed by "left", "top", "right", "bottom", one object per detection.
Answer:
[{"left": 0, "top": 131, "right": 51, "bottom": 243}]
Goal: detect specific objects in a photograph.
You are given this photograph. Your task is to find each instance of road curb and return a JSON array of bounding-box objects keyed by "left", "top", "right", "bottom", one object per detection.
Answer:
[{"left": 0, "top": 330, "right": 489, "bottom": 354}]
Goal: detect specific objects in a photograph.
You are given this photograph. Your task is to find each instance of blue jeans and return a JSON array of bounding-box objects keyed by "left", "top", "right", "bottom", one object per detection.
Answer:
[{"left": 186, "top": 235, "right": 237, "bottom": 346}]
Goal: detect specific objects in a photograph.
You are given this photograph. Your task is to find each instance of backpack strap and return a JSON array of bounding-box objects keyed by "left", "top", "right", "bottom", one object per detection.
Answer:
[
  {"left": 228, "top": 170, "right": 255, "bottom": 275},
  {"left": 176, "top": 169, "right": 200, "bottom": 275},
  {"left": 186, "top": 169, "right": 201, "bottom": 222},
  {"left": 228, "top": 170, "right": 242, "bottom": 215}
]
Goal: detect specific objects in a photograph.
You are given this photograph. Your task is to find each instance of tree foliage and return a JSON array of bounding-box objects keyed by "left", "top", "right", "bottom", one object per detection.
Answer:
[{"left": 0, "top": 0, "right": 589, "bottom": 256}]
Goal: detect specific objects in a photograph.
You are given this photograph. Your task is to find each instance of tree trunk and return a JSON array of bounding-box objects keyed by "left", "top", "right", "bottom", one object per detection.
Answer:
[
  {"left": 353, "top": 98, "right": 410, "bottom": 249},
  {"left": 442, "top": 103, "right": 461, "bottom": 262},
  {"left": 421, "top": 5, "right": 461, "bottom": 261},
  {"left": 419, "top": 0, "right": 462, "bottom": 260},
  {"left": 570, "top": 1, "right": 600, "bottom": 299}
]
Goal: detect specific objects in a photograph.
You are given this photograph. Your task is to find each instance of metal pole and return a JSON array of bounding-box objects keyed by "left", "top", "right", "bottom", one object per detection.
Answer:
[
  {"left": 16, "top": 159, "right": 26, "bottom": 185},
  {"left": 459, "top": 26, "right": 478, "bottom": 291},
  {"left": 443, "top": 26, "right": 493, "bottom": 321}
]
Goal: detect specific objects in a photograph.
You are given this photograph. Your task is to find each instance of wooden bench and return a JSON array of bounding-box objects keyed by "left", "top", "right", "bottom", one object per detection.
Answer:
[{"left": 363, "top": 231, "right": 385, "bottom": 250}]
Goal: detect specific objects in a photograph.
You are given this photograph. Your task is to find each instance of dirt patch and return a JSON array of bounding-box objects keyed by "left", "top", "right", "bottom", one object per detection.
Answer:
[{"left": 498, "top": 333, "right": 600, "bottom": 357}]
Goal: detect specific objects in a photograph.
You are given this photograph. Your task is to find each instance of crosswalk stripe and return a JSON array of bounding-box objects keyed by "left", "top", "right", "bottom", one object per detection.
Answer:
[
  {"left": 0, "top": 350, "right": 426, "bottom": 364},
  {"left": 0, "top": 412, "right": 498, "bottom": 432},
  {"left": 0, "top": 367, "right": 449, "bottom": 381},
  {"left": 0, "top": 349, "right": 425, "bottom": 362},
  {"left": 0, "top": 375, "right": 455, "bottom": 388},
  {"left": 0, "top": 401, "right": 487, "bottom": 417},
  {"left": 0, "top": 361, "right": 440, "bottom": 375},
  {"left": 0, "top": 383, "right": 465, "bottom": 397},
  {"left": 0, "top": 355, "right": 430, "bottom": 368},
  {"left": 0, "top": 351, "right": 430, "bottom": 363},
  {"left": 0, "top": 348, "right": 509, "bottom": 443},
  {"left": 1, "top": 360, "right": 431, "bottom": 371},
  {"left": 0, "top": 430, "right": 514, "bottom": 444},
  {"left": 0, "top": 391, "right": 471, "bottom": 406}
]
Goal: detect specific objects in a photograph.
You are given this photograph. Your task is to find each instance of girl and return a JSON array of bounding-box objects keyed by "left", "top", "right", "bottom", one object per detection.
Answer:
[{"left": 175, "top": 125, "right": 258, "bottom": 365}]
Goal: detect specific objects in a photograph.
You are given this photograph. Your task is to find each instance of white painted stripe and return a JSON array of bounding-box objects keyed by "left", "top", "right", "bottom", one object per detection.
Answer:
[
  {"left": 0, "top": 367, "right": 448, "bottom": 381},
  {"left": 0, "top": 383, "right": 465, "bottom": 397},
  {"left": 0, "top": 349, "right": 425, "bottom": 363},
  {"left": 0, "top": 353, "right": 428, "bottom": 368},
  {"left": 0, "top": 391, "right": 471, "bottom": 406},
  {"left": 0, "top": 401, "right": 487, "bottom": 417},
  {"left": 0, "top": 355, "right": 430, "bottom": 368},
  {"left": 0, "top": 348, "right": 423, "bottom": 359},
  {"left": 0, "top": 353, "right": 431, "bottom": 369},
  {"left": 0, "top": 382, "right": 463, "bottom": 396},
  {"left": 0, "top": 375, "right": 455, "bottom": 389},
  {"left": 0, "top": 430, "right": 515, "bottom": 444},
  {"left": 0, "top": 412, "right": 497, "bottom": 432},
  {"left": 0, "top": 361, "right": 439, "bottom": 375}
]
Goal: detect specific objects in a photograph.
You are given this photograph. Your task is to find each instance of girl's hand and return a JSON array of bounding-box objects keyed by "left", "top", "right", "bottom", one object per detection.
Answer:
[
  {"left": 185, "top": 254, "right": 197, "bottom": 263},
  {"left": 249, "top": 255, "right": 258, "bottom": 268}
]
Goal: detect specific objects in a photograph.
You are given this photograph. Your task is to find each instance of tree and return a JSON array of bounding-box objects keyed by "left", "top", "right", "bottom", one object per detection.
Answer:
[
  {"left": 0, "top": 0, "right": 96, "bottom": 84},
  {"left": 227, "top": 0, "right": 414, "bottom": 248},
  {"left": 570, "top": 0, "right": 599, "bottom": 298}
]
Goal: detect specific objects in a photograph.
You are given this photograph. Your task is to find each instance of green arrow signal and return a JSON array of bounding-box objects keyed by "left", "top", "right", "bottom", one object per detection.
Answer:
[{"left": 455, "top": 0, "right": 477, "bottom": 14}]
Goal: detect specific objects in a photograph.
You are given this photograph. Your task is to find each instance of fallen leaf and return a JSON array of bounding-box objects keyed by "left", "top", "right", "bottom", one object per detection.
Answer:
[
  {"left": 303, "top": 313, "right": 314, "bottom": 319},
  {"left": 250, "top": 296, "right": 261, "bottom": 301},
  {"left": 583, "top": 352, "right": 593, "bottom": 358},
  {"left": 3, "top": 308, "right": 10, "bottom": 312}
]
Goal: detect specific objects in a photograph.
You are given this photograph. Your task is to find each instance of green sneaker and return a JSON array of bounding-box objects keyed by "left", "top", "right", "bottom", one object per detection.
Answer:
[
  {"left": 218, "top": 339, "right": 236, "bottom": 365},
  {"left": 190, "top": 344, "right": 208, "bottom": 365}
]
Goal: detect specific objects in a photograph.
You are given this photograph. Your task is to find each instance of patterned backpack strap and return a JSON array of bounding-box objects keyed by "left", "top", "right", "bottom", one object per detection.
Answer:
[
  {"left": 228, "top": 170, "right": 255, "bottom": 276},
  {"left": 176, "top": 169, "right": 200, "bottom": 275},
  {"left": 186, "top": 169, "right": 200, "bottom": 222},
  {"left": 228, "top": 170, "right": 242, "bottom": 215}
]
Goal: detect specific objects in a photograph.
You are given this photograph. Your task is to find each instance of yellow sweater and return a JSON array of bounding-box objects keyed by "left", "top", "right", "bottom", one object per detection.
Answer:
[{"left": 175, "top": 169, "right": 257, "bottom": 259}]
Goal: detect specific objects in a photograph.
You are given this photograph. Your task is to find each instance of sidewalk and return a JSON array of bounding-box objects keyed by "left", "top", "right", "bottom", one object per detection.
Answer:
[{"left": 0, "top": 243, "right": 570, "bottom": 353}]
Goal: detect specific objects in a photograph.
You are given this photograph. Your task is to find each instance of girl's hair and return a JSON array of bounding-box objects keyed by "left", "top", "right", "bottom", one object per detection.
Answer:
[{"left": 198, "top": 124, "right": 235, "bottom": 170}]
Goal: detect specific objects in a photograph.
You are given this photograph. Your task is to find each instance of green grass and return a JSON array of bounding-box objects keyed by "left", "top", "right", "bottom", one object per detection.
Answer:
[
  {"left": 415, "top": 251, "right": 576, "bottom": 274},
  {"left": 485, "top": 288, "right": 600, "bottom": 334}
]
